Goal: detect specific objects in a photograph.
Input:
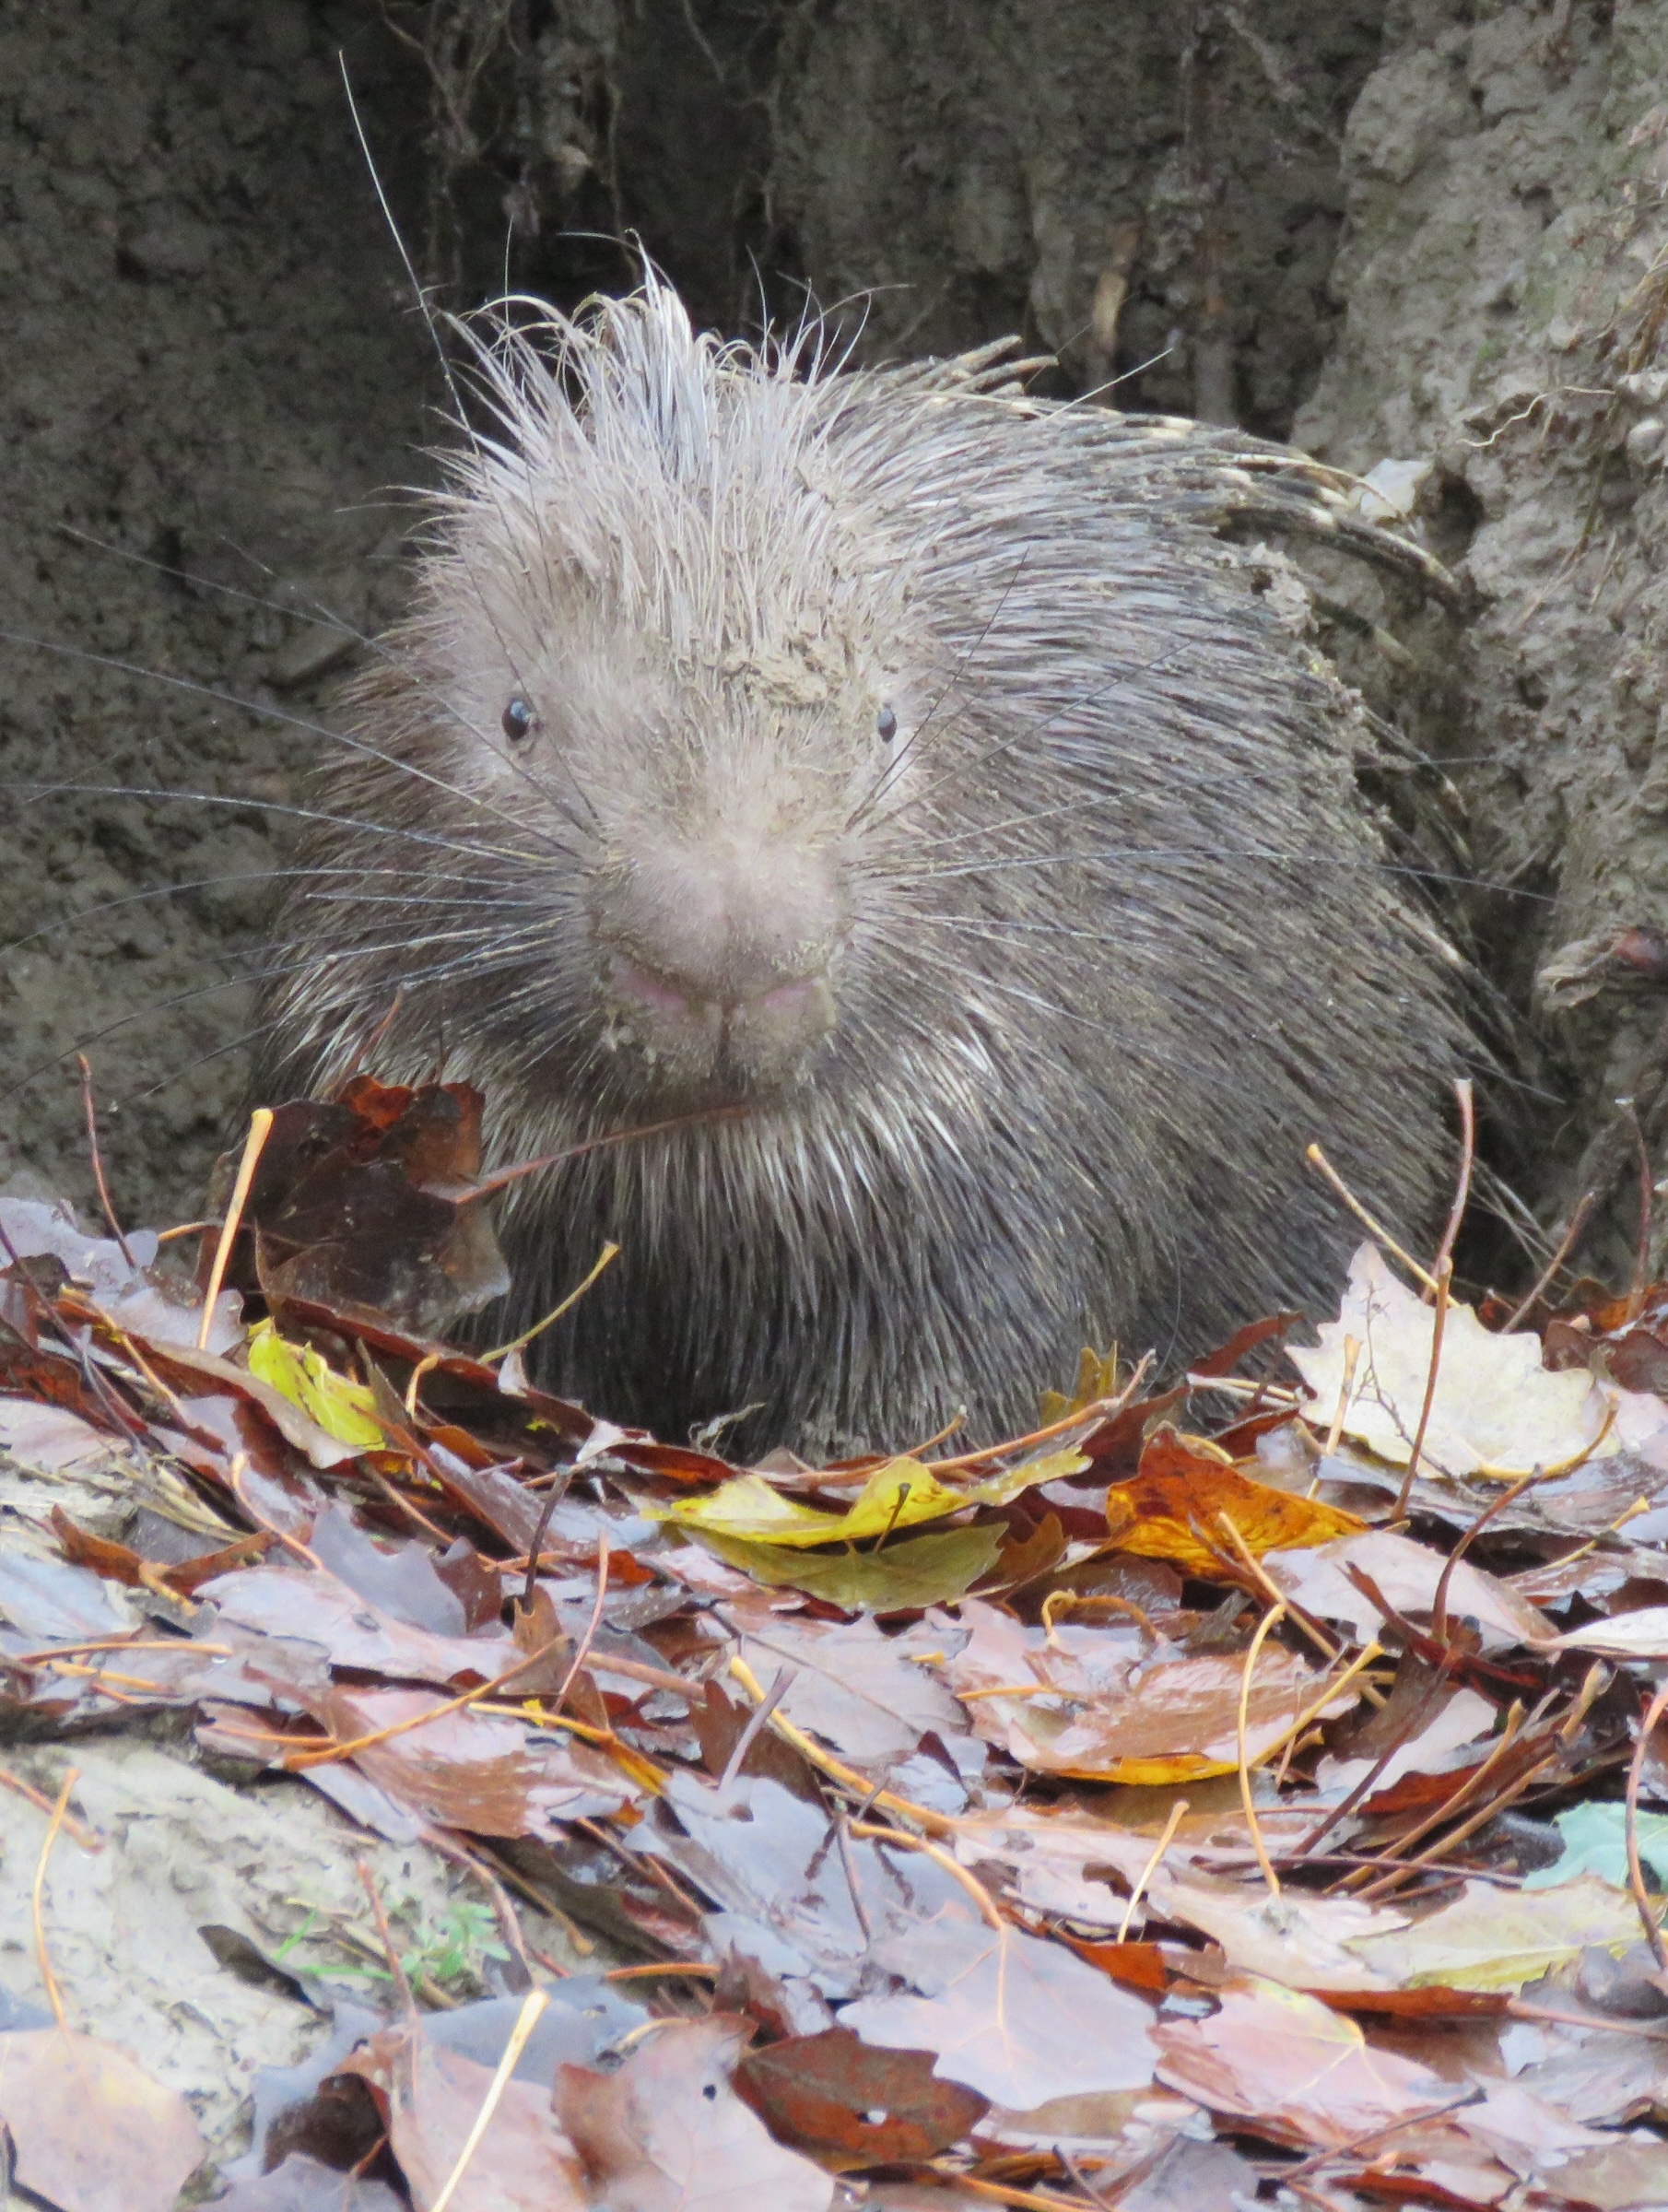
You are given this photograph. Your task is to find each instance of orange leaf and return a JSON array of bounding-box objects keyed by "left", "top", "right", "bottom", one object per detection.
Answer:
[{"left": 1105, "top": 1428, "right": 1363, "bottom": 1575}]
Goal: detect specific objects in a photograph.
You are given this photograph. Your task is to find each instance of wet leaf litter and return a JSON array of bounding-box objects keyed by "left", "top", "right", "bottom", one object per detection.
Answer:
[{"left": 8, "top": 1084, "right": 1668, "bottom": 2206}]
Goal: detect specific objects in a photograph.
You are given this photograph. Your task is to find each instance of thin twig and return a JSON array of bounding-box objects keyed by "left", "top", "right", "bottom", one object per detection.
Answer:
[
  {"left": 430, "top": 1987, "right": 549, "bottom": 2212},
  {"left": 1625, "top": 1679, "right": 1668, "bottom": 1971},
  {"left": 1336, "top": 1702, "right": 1526, "bottom": 1894},
  {"left": 549, "top": 1535, "right": 610, "bottom": 1718},
  {"left": 356, "top": 1856, "right": 416, "bottom": 2014},
  {"left": 1357, "top": 1747, "right": 1563, "bottom": 1900},
  {"left": 927, "top": 1353, "right": 1155, "bottom": 1473},
  {"left": 724, "top": 1650, "right": 957, "bottom": 1834},
  {"left": 518, "top": 1466, "right": 576, "bottom": 1614},
  {"left": 1393, "top": 1255, "right": 1451, "bottom": 1519},
  {"left": 850, "top": 1821, "right": 1005, "bottom": 1931},
  {"left": 1628, "top": 1104, "right": 1655, "bottom": 1324},
  {"left": 483, "top": 1241, "right": 619, "bottom": 1361},
  {"left": 31, "top": 1766, "right": 77, "bottom": 2029},
  {"left": 1500, "top": 1189, "right": 1600, "bottom": 1331},
  {"left": 1215, "top": 1512, "right": 1341, "bottom": 1662},
  {"left": 1238, "top": 1604, "right": 1288, "bottom": 1900},
  {"left": 1428, "top": 1077, "right": 1476, "bottom": 1295},
  {"left": 75, "top": 1054, "right": 136, "bottom": 1265},
  {"left": 420, "top": 1827, "right": 535, "bottom": 1984},
  {"left": 196, "top": 1107, "right": 273, "bottom": 1349},
  {"left": 1305, "top": 1144, "right": 1439, "bottom": 1293},
  {"left": 718, "top": 1665, "right": 797, "bottom": 1793},
  {"left": 0, "top": 1760, "right": 100, "bottom": 1850},
  {"left": 1322, "top": 1335, "right": 1361, "bottom": 1457},
  {"left": 1116, "top": 1799, "right": 1188, "bottom": 1942},
  {"left": 1430, "top": 1468, "right": 1538, "bottom": 1646}
]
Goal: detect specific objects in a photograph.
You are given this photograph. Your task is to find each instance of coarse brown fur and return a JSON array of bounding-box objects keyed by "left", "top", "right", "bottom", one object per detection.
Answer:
[{"left": 256, "top": 276, "right": 1468, "bottom": 1452}]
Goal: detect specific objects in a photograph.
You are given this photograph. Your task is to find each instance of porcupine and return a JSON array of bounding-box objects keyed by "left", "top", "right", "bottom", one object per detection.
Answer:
[{"left": 255, "top": 276, "right": 1468, "bottom": 1453}]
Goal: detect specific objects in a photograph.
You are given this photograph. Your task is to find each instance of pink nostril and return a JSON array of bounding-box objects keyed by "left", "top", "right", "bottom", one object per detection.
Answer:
[
  {"left": 754, "top": 976, "right": 818, "bottom": 1019},
  {"left": 607, "top": 952, "right": 694, "bottom": 1018}
]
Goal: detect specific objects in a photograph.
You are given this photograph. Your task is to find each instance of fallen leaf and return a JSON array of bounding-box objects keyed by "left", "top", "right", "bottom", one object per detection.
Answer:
[
  {"left": 314, "top": 1684, "right": 639, "bottom": 1836},
  {"left": 1289, "top": 1242, "right": 1623, "bottom": 1478},
  {"left": 200, "top": 1562, "right": 521, "bottom": 1688},
  {"left": 0, "top": 2028, "right": 206, "bottom": 2212},
  {"left": 727, "top": 1606, "right": 975, "bottom": 1768},
  {"left": 1344, "top": 1873, "right": 1647, "bottom": 1991},
  {"left": 1137, "top": 1878, "right": 1411, "bottom": 1993},
  {"left": 338, "top": 2019, "right": 585, "bottom": 2210},
  {"left": 1534, "top": 1605, "right": 1668, "bottom": 1659},
  {"left": 246, "top": 1319, "right": 386, "bottom": 1448},
  {"left": 651, "top": 1451, "right": 1085, "bottom": 1553},
  {"left": 840, "top": 1912, "right": 1157, "bottom": 2108},
  {"left": 556, "top": 2016, "right": 833, "bottom": 2211},
  {"left": 691, "top": 1522, "right": 1004, "bottom": 1609},
  {"left": 1105, "top": 1428, "right": 1363, "bottom": 1573},
  {"left": 1541, "top": 2131, "right": 1668, "bottom": 2209},
  {"left": 229, "top": 1077, "right": 511, "bottom": 1335},
  {"left": 1263, "top": 1528, "right": 1552, "bottom": 1651},
  {"left": 1314, "top": 1672, "right": 1499, "bottom": 1801},
  {"left": 1523, "top": 1800, "right": 1668, "bottom": 1890},
  {"left": 942, "top": 1597, "right": 1361, "bottom": 1783},
  {"left": 734, "top": 2028, "right": 985, "bottom": 2166},
  {"left": 643, "top": 1771, "right": 962, "bottom": 1998},
  {"left": 1155, "top": 1976, "right": 1454, "bottom": 2149}
]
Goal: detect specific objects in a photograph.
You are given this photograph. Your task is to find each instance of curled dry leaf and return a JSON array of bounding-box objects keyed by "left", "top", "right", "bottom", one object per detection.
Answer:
[
  {"left": 1288, "top": 1242, "right": 1630, "bottom": 1478},
  {"left": 227, "top": 1077, "right": 511, "bottom": 1336}
]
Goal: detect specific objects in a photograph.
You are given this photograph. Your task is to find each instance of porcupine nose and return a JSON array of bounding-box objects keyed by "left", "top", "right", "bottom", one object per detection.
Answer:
[{"left": 593, "top": 827, "right": 842, "bottom": 1089}]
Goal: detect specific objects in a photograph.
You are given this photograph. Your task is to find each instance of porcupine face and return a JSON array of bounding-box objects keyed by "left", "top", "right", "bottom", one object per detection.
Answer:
[
  {"left": 273, "top": 288, "right": 949, "bottom": 1132},
  {"left": 404, "top": 508, "right": 924, "bottom": 1113}
]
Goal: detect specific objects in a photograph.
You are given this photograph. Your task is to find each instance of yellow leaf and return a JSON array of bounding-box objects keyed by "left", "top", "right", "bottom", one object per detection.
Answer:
[
  {"left": 690, "top": 1523, "right": 1006, "bottom": 1609},
  {"left": 647, "top": 1448, "right": 1086, "bottom": 1549},
  {"left": 245, "top": 1320, "right": 386, "bottom": 1450},
  {"left": 1039, "top": 1346, "right": 1122, "bottom": 1426}
]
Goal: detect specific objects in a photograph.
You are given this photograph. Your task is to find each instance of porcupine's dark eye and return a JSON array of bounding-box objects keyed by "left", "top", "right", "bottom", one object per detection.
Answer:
[
  {"left": 501, "top": 696, "right": 536, "bottom": 743},
  {"left": 875, "top": 703, "right": 898, "bottom": 744}
]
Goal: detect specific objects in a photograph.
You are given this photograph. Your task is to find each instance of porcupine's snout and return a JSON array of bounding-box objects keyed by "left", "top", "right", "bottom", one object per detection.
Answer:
[{"left": 590, "top": 806, "right": 844, "bottom": 1095}]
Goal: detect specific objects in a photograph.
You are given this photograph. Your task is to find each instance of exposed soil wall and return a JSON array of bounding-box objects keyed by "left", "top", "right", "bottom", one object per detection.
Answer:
[{"left": 4, "top": 0, "right": 1666, "bottom": 1286}]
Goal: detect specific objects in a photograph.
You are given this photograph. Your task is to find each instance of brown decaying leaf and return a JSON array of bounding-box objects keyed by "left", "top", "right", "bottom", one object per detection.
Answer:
[
  {"left": 339, "top": 2022, "right": 586, "bottom": 2211},
  {"left": 1155, "top": 1976, "right": 1457, "bottom": 2150},
  {"left": 943, "top": 1596, "right": 1362, "bottom": 1783},
  {"left": 840, "top": 1912, "right": 1158, "bottom": 2108},
  {"left": 555, "top": 2017, "right": 834, "bottom": 2211},
  {"left": 734, "top": 2027, "right": 987, "bottom": 2165},
  {"left": 311, "top": 1684, "right": 636, "bottom": 1837},
  {"left": 220, "top": 1077, "right": 511, "bottom": 1336},
  {"left": 0, "top": 2028, "right": 206, "bottom": 2212}
]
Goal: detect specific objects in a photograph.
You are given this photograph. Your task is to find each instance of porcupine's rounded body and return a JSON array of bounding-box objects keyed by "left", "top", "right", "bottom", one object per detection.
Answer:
[{"left": 257, "top": 279, "right": 1465, "bottom": 1452}]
